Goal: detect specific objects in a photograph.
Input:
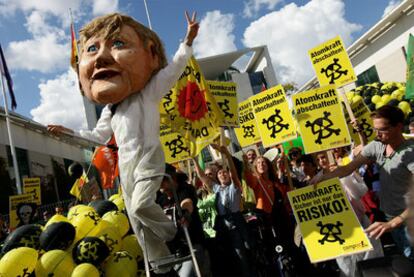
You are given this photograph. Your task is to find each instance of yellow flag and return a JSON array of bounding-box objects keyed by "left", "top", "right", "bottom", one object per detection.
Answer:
[
  {"left": 160, "top": 56, "right": 222, "bottom": 154},
  {"left": 70, "top": 173, "right": 88, "bottom": 200}
]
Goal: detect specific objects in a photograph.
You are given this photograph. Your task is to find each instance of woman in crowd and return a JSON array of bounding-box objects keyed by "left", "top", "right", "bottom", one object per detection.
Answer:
[{"left": 193, "top": 144, "right": 253, "bottom": 277}]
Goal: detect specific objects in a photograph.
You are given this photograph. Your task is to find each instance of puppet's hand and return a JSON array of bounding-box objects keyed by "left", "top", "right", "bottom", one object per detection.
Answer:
[
  {"left": 47, "top": 124, "right": 74, "bottom": 136},
  {"left": 185, "top": 11, "right": 199, "bottom": 46}
]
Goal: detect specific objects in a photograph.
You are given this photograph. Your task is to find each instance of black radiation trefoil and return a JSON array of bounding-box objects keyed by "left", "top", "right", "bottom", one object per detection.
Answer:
[
  {"left": 321, "top": 58, "right": 348, "bottom": 84},
  {"left": 317, "top": 221, "right": 345, "bottom": 245},
  {"left": 218, "top": 99, "right": 234, "bottom": 118},
  {"left": 165, "top": 135, "right": 190, "bottom": 158},
  {"left": 262, "top": 109, "right": 289, "bottom": 138},
  {"left": 242, "top": 125, "right": 255, "bottom": 138},
  {"left": 352, "top": 118, "right": 373, "bottom": 138},
  {"left": 305, "top": 111, "right": 340, "bottom": 144}
]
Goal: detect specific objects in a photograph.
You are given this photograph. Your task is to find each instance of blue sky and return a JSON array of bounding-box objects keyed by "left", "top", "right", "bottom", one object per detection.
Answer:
[{"left": 0, "top": 0, "right": 403, "bottom": 131}]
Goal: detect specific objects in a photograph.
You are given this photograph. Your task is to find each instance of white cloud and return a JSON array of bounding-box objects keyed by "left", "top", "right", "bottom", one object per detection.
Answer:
[
  {"left": 243, "top": 0, "right": 282, "bottom": 18},
  {"left": 31, "top": 69, "right": 88, "bottom": 131},
  {"left": 242, "top": 0, "right": 362, "bottom": 86},
  {"left": 92, "top": 0, "right": 119, "bottom": 16},
  {"left": 193, "top": 10, "right": 237, "bottom": 59},
  {"left": 383, "top": 0, "right": 402, "bottom": 17}
]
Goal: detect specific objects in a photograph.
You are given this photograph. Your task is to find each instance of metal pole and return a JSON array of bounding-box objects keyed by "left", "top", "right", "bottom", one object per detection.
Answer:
[
  {"left": 0, "top": 75, "right": 22, "bottom": 194},
  {"left": 143, "top": 0, "right": 153, "bottom": 30}
]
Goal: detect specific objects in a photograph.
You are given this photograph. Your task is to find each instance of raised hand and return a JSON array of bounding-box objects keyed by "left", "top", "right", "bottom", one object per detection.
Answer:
[{"left": 184, "top": 11, "right": 199, "bottom": 46}]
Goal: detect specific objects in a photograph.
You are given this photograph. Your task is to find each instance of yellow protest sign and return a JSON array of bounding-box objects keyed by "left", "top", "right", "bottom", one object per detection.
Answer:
[
  {"left": 250, "top": 85, "right": 296, "bottom": 147},
  {"left": 234, "top": 99, "right": 261, "bottom": 147},
  {"left": 309, "top": 36, "right": 356, "bottom": 87},
  {"left": 160, "top": 56, "right": 222, "bottom": 155},
  {"left": 342, "top": 99, "right": 376, "bottom": 145},
  {"left": 23, "top": 177, "right": 41, "bottom": 205},
  {"left": 293, "top": 85, "right": 351, "bottom": 154},
  {"left": 9, "top": 193, "right": 36, "bottom": 229},
  {"left": 160, "top": 124, "right": 192, "bottom": 164},
  {"left": 208, "top": 81, "right": 239, "bottom": 127},
  {"left": 288, "top": 178, "right": 372, "bottom": 263}
]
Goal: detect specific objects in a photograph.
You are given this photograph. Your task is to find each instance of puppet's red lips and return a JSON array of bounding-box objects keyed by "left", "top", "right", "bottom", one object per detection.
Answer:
[{"left": 92, "top": 70, "right": 119, "bottom": 80}]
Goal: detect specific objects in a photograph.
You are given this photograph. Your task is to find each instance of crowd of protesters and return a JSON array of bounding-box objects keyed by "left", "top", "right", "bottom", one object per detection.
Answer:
[{"left": 2, "top": 105, "right": 414, "bottom": 277}]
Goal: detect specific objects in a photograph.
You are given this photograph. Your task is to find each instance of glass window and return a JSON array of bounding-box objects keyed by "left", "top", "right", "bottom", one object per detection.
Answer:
[{"left": 356, "top": 66, "right": 380, "bottom": 86}]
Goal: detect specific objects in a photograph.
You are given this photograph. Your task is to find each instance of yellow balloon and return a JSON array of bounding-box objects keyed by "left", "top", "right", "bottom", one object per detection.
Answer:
[
  {"left": 371, "top": 95, "right": 382, "bottom": 104},
  {"left": 111, "top": 197, "right": 125, "bottom": 211},
  {"left": 71, "top": 263, "right": 100, "bottom": 277},
  {"left": 0, "top": 247, "right": 38, "bottom": 276},
  {"left": 45, "top": 214, "right": 70, "bottom": 228},
  {"left": 36, "top": 250, "right": 75, "bottom": 277},
  {"left": 68, "top": 205, "right": 95, "bottom": 221},
  {"left": 375, "top": 101, "right": 385, "bottom": 109},
  {"left": 95, "top": 221, "right": 122, "bottom": 255},
  {"left": 381, "top": 94, "right": 392, "bottom": 104},
  {"left": 108, "top": 194, "right": 121, "bottom": 201},
  {"left": 102, "top": 211, "right": 130, "bottom": 237},
  {"left": 70, "top": 210, "right": 101, "bottom": 242},
  {"left": 352, "top": 95, "right": 363, "bottom": 104},
  {"left": 398, "top": 101, "right": 411, "bottom": 115},
  {"left": 103, "top": 251, "right": 138, "bottom": 277},
  {"left": 121, "top": 235, "right": 143, "bottom": 261}
]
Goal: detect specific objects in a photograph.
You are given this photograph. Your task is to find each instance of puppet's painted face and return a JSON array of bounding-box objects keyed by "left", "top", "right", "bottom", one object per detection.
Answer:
[{"left": 79, "top": 25, "right": 159, "bottom": 104}]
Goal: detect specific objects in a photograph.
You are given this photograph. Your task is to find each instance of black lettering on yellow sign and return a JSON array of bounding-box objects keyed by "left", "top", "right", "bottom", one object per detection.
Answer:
[
  {"left": 252, "top": 89, "right": 283, "bottom": 106},
  {"left": 292, "top": 184, "right": 340, "bottom": 203},
  {"left": 183, "top": 122, "right": 209, "bottom": 138},
  {"left": 296, "top": 198, "right": 349, "bottom": 223},
  {"left": 209, "top": 83, "right": 236, "bottom": 92},
  {"left": 179, "top": 66, "right": 201, "bottom": 83},
  {"left": 295, "top": 89, "right": 336, "bottom": 105},
  {"left": 296, "top": 98, "right": 338, "bottom": 115},
  {"left": 255, "top": 98, "right": 285, "bottom": 113},
  {"left": 239, "top": 112, "right": 255, "bottom": 124}
]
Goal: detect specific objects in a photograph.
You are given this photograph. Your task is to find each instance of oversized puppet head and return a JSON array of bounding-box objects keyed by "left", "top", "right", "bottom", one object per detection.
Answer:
[{"left": 78, "top": 13, "right": 167, "bottom": 104}]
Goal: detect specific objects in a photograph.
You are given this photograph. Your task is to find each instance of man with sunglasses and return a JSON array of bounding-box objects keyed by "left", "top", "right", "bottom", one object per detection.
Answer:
[{"left": 311, "top": 105, "right": 414, "bottom": 260}]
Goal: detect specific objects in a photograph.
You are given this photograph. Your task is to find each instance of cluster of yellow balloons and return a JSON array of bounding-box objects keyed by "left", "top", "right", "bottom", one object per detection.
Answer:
[{"left": 0, "top": 194, "right": 144, "bottom": 277}]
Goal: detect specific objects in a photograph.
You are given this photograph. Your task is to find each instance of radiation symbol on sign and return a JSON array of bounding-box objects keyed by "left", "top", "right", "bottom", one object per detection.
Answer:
[
  {"left": 165, "top": 135, "right": 190, "bottom": 158},
  {"left": 321, "top": 58, "right": 348, "bottom": 84},
  {"left": 242, "top": 125, "right": 255, "bottom": 138},
  {"left": 79, "top": 241, "right": 99, "bottom": 260},
  {"left": 114, "top": 251, "right": 133, "bottom": 262},
  {"left": 305, "top": 111, "right": 340, "bottom": 144},
  {"left": 218, "top": 99, "right": 234, "bottom": 118},
  {"left": 262, "top": 109, "right": 289, "bottom": 138},
  {"left": 317, "top": 221, "right": 345, "bottom": 245},
  {"left": 352, "top": 118, "right": 373, "bottom": 138}
]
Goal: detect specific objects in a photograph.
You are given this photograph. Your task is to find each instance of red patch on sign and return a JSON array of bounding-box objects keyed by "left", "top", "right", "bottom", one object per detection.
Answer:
[{"left": 177, "top": 81, "right": 208, "bottom": 121}]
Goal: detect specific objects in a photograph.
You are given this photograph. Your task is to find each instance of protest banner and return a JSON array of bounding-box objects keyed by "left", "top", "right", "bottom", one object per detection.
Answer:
[
  {"left": 160, "top": 56, "right": 222, "bottom": 155},
  {"left": 160, "top": 124, "right": 192, "bottom": 164},
  {"left": 342, "top": 99, "right": 376, "bottom": 145},
  {"left": 208, "top": 80, "right": 239, "bottom": 127},
  {"left": 309, "top": 36, "right": 356, "bottom": 87},
  {"left": 293, "top": 85, "right": 351, "bottom": 154},
  {"left": 250, "top": 85, "right": 297, "bottom": 147},
  {"left": 288, "top": 178, "right": 372, "bottom": 263},
  {"left": 9, "top": 193, "right": 35, "bottom": 229},
  {"left": 234, "top": 99, "right": 261, "bottom": 148},
  {"left": 22, "top": 177, "right": 41, "bottom": 205}
]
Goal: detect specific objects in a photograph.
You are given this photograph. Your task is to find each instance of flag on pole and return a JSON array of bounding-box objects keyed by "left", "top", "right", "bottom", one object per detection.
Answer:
[
  {"left": 70, "top": 172, "right": 88, "bottom": 200},
  {"left": 0, "top": 43, "right": 17, "bottom": 110},
  {"left": 70, "top": 17, "right": 79, "bottom": 70},
  {"left": 406, "top": 34, "right": 414, "bottom": 99},
  {"left": 93, "top": 141, "right": 119, "bottom": 190}
]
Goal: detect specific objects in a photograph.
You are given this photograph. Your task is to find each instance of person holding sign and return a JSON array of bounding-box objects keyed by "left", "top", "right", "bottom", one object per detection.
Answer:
[
  {"left": 47, "top": 12, "right": 199, "bottom": 270},
  {"left": 315, "top": 151, "right": 383, "bottom": 276},
  {"left": 311, "top": 105, "right": 414, "bottom": 260}
]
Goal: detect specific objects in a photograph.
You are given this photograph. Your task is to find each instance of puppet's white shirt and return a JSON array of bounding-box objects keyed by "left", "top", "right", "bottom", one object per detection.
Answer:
[{"left": 79, "top": 43, "right": 192, "bottom": 192}]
